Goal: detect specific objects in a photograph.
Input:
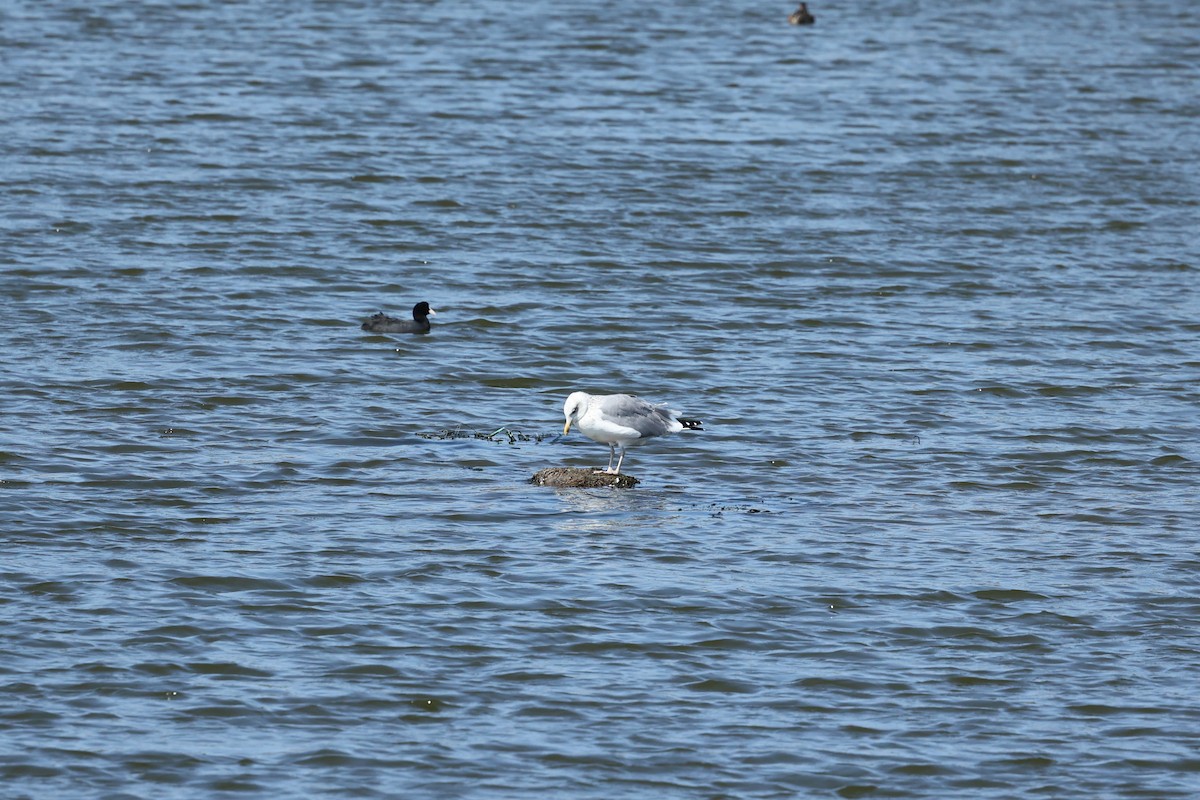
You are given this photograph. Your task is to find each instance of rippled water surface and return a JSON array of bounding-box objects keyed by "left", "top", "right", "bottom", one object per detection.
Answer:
[{"left": 3, "top": 0, "right": 1199, "bottom": 797}]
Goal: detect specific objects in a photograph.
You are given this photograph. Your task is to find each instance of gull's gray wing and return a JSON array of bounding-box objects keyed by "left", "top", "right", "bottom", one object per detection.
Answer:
[{"left": 597, "top": 394, "right": 679, "bottom": 439}]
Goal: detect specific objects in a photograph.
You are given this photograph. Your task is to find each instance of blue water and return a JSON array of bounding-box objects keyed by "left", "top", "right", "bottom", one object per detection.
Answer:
[{"left": 2, "top": 1, "right": 1199, "bottom": 797}]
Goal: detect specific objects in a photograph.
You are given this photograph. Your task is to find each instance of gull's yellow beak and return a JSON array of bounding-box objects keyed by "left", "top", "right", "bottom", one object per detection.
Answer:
[{"left": 563, "top": 419, "right": 572, "bottom": 435}]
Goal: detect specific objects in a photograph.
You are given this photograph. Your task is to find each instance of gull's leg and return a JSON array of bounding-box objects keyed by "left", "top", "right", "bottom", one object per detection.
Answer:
[
  {"left": 612, "top": 447, "right": 626, "bottom": 475},
  {"left": 595, "top": 444, "right": 617, "bottom": 474}
]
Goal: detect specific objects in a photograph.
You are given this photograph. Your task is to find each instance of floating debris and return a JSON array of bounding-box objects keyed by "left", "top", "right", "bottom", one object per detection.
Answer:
[
  {"left": 709, "top": 503, "right": 772, "bottom": 515},
  {"left": 418, "top": 427, "right": 556, "bottom": 444}
]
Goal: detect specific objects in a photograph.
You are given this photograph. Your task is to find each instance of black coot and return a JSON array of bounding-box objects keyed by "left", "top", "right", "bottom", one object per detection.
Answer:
[{"left": 361, "top": 302, "right": 436, "bottom": 334}]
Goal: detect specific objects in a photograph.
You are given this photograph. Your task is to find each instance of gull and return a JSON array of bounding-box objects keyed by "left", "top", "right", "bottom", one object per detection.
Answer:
[
  {"left": 362, "top": 301, "right": 436, "bottom": 334},
  {"left": 562, "top": 391, "right": 703, "bottom": 475}
]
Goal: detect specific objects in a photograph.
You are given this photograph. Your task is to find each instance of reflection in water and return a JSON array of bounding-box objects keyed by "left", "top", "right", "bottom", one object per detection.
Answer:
[{"left": 550, "top": 486, "right": 683, "bottom": 535}]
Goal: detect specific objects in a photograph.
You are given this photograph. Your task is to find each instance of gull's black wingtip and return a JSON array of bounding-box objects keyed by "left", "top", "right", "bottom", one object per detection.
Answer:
[{"left": 679, "top": 418, "right": 704, "bottom": 431}]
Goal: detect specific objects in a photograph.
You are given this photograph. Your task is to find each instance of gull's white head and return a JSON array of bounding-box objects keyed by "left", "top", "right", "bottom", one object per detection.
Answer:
[{"left": 563, "top": 391, "right": 590, "bottom": 435}]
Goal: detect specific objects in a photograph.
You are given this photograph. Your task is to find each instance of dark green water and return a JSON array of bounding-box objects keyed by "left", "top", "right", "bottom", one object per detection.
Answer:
[{"left": 2, "top": 1, "right": 1198, "bottom": 797}]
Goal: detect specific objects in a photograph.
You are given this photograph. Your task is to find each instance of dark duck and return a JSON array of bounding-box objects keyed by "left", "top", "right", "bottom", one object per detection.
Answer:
[
  {"left": 788, "top": 2, "right": 815, "bottom": 25},
  {"left": 361, "top": 301, "right": 436, "bottom": 334}
]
